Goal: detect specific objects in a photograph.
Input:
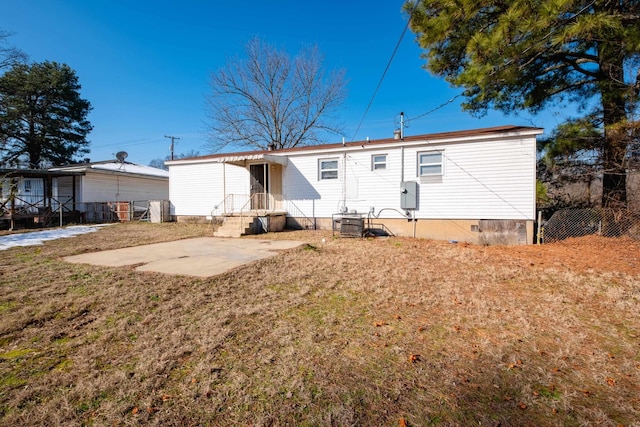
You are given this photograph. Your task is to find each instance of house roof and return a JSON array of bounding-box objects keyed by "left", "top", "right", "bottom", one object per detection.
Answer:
[
  {"left": 50, "top": 160, "right": 169, "bottom": 179},
  {"left": 0, "top": 168, "right": 84, "bottom": 178},
  {"left": 166, "top": 125, "right": 543, "bottom": 165}
]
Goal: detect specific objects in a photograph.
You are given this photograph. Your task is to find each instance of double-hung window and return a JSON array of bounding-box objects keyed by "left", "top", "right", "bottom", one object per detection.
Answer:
[
  {"left": 319, "top": 158, "right": 339, "bottom": 180},
  {"left": 371, "top": 154, "right": 387, "bottom": 171},
  {"left": 418, "top": 151, "right": 443, "bottom": 177}
]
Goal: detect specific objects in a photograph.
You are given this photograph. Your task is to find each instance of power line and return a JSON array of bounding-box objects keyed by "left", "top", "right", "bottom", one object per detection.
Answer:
[
  {"left": 89, "top": 138, "right": 165, "bottom": 150},
  {"left": 406, "top": 94, "right": 463, "bottom": 124},
  {"left": 350, "top": 0, "right": 421, "bottom": 142}
]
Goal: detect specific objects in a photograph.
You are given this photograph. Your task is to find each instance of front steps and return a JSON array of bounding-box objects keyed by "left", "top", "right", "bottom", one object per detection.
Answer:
[{"left": 213, "top": 215, "right": 256, "bottom": 238}]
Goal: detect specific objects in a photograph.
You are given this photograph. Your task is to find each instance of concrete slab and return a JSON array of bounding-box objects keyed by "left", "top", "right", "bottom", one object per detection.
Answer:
[{"left": 63, "top": 237, "right": 305, "bottom": 277}]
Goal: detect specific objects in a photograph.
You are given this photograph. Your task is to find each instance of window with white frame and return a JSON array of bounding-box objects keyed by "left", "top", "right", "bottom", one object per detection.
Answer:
[
  {"left": 418, "top": 151, "right": 443, "bottom": 176},
  {"left": 319, "top": 158, "right": 339, "bottom": 180},
  {"left": 371, "top": 154, "right": 387, "bottom": 171}
]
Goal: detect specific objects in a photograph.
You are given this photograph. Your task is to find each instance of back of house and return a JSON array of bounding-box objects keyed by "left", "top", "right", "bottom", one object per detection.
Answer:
[{"left": 167, "top": 125, "right": 543, "bottom": 244}]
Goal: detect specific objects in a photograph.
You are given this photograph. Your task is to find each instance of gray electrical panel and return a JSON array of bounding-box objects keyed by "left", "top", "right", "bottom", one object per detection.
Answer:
[{"left": 400, "top": 181, "right": 418, "bottom": 210}]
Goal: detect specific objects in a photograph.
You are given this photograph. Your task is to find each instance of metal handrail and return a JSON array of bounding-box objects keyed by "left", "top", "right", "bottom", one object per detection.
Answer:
[
  {"left": 213, "top": 193, "right": 319, "bottom": 235},
  {"left": 211, "top": 193, "right": 283, "bottom": 234},
  {"left": 285, "top": 200, "right": 316, "bottom": 230},
  {"left": 212, "top": 193, "right": 279, "bottom": 216},
  {"left": 238, "top": 193, "right": 275, "bottom": 234}
]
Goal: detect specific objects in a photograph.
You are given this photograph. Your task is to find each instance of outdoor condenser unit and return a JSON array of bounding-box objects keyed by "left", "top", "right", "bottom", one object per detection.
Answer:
[{"left": 340, "top": 214, "right": 364, "bottom": 238}]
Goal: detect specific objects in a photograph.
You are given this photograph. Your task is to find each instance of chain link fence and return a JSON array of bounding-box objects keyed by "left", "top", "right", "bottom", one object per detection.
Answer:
[{"left": 541, "top": 208, "right": 640, "bottom": 243}]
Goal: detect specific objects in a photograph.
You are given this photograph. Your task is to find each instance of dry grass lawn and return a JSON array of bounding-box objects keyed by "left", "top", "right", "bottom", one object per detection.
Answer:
[{"left": 0, "top": 223, "right": 639, "bottom": 426}]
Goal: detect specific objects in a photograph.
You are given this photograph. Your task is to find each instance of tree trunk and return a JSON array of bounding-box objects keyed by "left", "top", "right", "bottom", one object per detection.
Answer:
[
  {"left": 27, "top": 119, "right": 41, "bottom": 169},
  {"left": 598, "top": 18, "right": 628, "bottom": 210}
]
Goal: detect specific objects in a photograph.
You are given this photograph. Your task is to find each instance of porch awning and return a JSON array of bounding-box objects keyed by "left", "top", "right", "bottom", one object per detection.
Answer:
[{"left": 212, "top": 153, "right": 288, "bottom": 166}]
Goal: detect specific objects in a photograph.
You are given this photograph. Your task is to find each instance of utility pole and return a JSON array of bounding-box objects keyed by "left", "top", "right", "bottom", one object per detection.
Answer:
[{"left": 164, "top": 135, "right": 180, "bottom": 160}]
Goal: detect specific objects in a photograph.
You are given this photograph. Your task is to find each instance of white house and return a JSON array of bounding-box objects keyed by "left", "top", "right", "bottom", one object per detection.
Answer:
[
  {"left": 50, "top": 160, "right": 169, "bottom": 204},
  {"left": 1, "top": 159, "right": 169, "bottom": 228},
  {"left": 167, "top": 125, "right": 543, "bottom": 244},
  {"left": 49, "top": 160, "right": 170, "bottom": 222}
]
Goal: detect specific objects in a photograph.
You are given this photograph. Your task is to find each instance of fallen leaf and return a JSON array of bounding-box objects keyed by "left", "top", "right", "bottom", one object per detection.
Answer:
[
  {"left": 518, "top": 402, "right": 527, "bottom": 410},
  {"left": 399, "top": 417, "right": 408, "bottom": 427},
  {"left": 162, "top": 394, "right": 173, "bottom": 401},
  {"left": 131, "top": 407, "right": 139, "bottom": 415}
]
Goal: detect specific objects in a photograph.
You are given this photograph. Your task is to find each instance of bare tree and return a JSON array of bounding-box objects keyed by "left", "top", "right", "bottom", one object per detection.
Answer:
[
  {"left": 149, "top": 150, "right": 201, "bottom": 170},
  {"left": 206, "top": 38, "right": 347, "bottom": 152},
  {"left": 0, "top": 30, "right": 27, "bottom": 70}
]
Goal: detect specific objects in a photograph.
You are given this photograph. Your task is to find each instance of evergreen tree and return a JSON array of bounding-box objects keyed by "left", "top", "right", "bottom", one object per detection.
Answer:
[
  {"left": 407, "top": 0, "right": 639, "bottom": 208},
  {"left": 0, "top": 61, "right": 92, "bottom": 168}
]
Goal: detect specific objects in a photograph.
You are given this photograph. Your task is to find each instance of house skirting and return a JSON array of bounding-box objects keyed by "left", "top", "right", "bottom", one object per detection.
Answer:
[
  {"left": 308, "top": 217, "right": 534, "bottom": 245},
  {"left": 176, "top": 214, "right": 533, "bottom": 245}
]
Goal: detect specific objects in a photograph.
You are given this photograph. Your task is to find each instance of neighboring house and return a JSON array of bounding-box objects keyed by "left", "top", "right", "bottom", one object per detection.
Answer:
[
  {"left": 50, "top": 160, "right": 169, "bottom": 205},
  {"left": 0, "top": 168, "right": 83, "bottom": 229},
  {"left": 1, "top": 159, "right": 169, "bottom": 228},
  {"left": 167, "top": 125, "right": 543, "bottom": 244}
]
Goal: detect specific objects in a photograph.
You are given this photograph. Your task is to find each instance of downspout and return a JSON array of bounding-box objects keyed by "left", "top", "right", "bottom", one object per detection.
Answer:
[
  {"left": 400, "top": 146, "right": 404, "bottom": 183},
  {"left": 342, "top": 151, "right": 347, "bottom": 211},
  {"left": 223, "top": 162, "right": 227, "bottom": 213}
]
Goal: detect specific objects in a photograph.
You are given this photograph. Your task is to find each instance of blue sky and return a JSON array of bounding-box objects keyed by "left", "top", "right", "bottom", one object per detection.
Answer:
[{"left": 2, "top": 1, "right": 566, "bottom": 166}]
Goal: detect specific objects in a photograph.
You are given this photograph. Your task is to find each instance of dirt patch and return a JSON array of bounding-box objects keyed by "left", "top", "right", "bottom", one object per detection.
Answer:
[{"left": 478, "top": 234, "right": 640, "bottom": 276}]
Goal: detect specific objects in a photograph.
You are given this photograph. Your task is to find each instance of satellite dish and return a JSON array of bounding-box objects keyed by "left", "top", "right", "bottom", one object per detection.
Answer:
[{"left": 116, "top": 151, "right": 128, "bottom": 163}]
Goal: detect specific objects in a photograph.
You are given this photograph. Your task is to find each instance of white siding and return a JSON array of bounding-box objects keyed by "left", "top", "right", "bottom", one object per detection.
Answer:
[
  {"left": 283, "top": 155, "right": 343, "bottom": 217},
  {"left": 168, "top": 129, "right": 538, "bottom": 222},
  {"left": 408, "top": 137, "right": 536, "bottom": 220},
  {"left": 284, "top": 149, "right": 406, "bottom": 219},
  {"left": 169, "top": 162, "right": 249, "bottom": 216},
  {"left": 283, "top": 135, "right": 536, "bottom": 220},
  {"left": 81, "top": 172, "right": 169, "bottom": 202},
  {"left": 345, "top": 149, "right": 405, "bottom": 218}
]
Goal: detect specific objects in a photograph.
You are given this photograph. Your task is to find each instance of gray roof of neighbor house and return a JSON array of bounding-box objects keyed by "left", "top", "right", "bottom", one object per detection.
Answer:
[{"left": 50, "top": 160, "right": 169, "bottom": 179}]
